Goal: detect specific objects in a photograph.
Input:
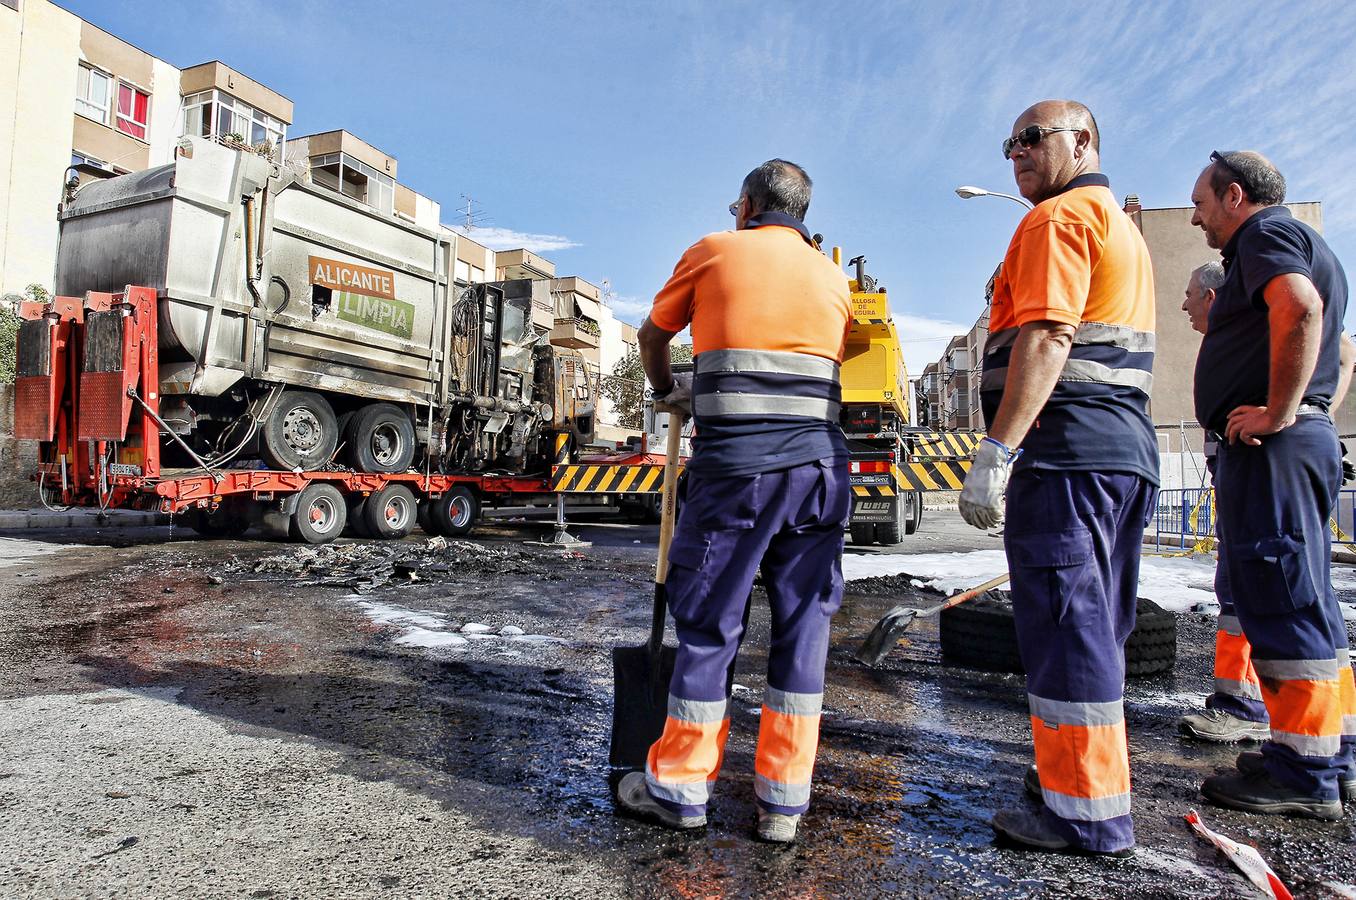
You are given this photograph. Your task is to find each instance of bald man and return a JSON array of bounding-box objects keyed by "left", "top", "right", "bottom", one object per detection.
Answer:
[{"left": 961, "top": 99, "right": 1157, "bottom": 857}]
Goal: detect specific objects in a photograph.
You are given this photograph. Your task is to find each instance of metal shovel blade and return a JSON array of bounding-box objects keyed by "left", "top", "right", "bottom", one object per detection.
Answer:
[{"left": 853, "top": 605, "right": 920, "bottom": 666}]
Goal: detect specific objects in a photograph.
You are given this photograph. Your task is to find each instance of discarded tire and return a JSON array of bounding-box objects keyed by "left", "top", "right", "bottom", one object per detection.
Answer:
[{"left": 939, "top": 593, "right": 1177, "bottom": 678}]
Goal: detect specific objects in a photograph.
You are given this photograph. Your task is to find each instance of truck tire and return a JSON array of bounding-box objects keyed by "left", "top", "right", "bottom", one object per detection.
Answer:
[
  {"left": 877, "top": 498, "right": 906, "bottom": 545},
  {"left": 346, "top": 403, "right": 416, "bottom": 474},
  {"left": 849, "top": 522, "right": 877, "bottom": 546},
  {"left": 939, "top": 594, "right": 1177, "bottom": 678},
  {"left": 905, "top": 491, "right": 923, "bottom": 535},
  {"left": 289, "top": 482, "right": 347, "bottom": 544},
  {"left": 362, "top": 484, "right": 418, "bottom": 539},
  {"left": 261, "top": 391, "right": 339, "bottom": 472},
  {"left": 417, "top": 499, "right": 439, "bottom": 536},
  {"left": 431, "top": 485, "right": 479, "bottom": 536},
  {"left": 346, "top": 496, "right": 371, "bottom": 538}
]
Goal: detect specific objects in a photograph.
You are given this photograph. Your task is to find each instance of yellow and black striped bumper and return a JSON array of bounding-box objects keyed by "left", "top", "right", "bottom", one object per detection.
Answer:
[
  {"left": 910, "top": 431, "right": 983, "bottom": 458},
  {"left": 550, "top": 464, "right": 678, "bottom": 493}
]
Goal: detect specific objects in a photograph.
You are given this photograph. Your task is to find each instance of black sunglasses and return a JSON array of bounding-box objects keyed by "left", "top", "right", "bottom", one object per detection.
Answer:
[
  {"left": 1002, "top": 125, "right": 1081, "bottom": 160},
  {"left": 1210, "top": 150, "right": 1247, "bottom": 183}
]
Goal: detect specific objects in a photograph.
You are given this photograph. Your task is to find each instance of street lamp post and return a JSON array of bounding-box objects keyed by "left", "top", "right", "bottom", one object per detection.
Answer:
[{"left": 954, "top": 185, "right": 1034, "bottom": 210}]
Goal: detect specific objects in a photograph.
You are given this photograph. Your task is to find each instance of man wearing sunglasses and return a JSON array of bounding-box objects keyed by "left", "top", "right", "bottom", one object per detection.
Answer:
[
  {"left": 1189, "top": 150, "right": 1355, "bottom": 820},
  {"left": 960, "top": 100, "right": 1158, "bottom": 857},
  {"left": 617, "top": 160, "right": 852, "bottom": 844}
]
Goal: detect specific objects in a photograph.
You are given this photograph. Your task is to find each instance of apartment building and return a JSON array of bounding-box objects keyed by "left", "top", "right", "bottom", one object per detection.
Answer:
[{"left": 922, "top": 312, "right": 988, "bottom": 432}]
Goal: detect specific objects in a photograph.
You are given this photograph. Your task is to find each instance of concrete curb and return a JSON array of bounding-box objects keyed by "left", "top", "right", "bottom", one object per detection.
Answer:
[
  {"left": 0, "top": 508, "right": 168, "bottom": 529},
  {"left": 1145, "top": 530, "right": 1356, "bottom": 565}
]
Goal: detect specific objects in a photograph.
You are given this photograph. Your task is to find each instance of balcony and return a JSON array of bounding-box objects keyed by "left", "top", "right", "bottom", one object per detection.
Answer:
[
  {"left": 551, "top": 317, "right": 599, "bottom": 349},
  {"left": 498, "top": 248, "right": 556, "bottom": 281}
]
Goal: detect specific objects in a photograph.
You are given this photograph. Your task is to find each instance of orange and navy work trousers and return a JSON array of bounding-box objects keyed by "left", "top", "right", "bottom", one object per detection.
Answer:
[
  {"left": 1216, "top": 416, "right": 1355, "bottom": 799},
  {"left": 1208, "top": 539, "right": 1270, "bottom": 724},
  {"left": 1005, "top": 469, "right": 1156, "bottom": 855},
  {"left": 644, "top": 459, "right": 849, "bottom": 818}
]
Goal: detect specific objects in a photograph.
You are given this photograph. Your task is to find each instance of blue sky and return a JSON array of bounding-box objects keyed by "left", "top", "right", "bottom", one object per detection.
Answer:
[{"left": 63, "top": 0, "right": 1356, "bottom": 372}]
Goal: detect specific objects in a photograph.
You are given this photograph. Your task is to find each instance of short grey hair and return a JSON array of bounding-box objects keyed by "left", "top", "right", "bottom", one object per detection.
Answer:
[
  {"left": 1209, "top": 151, "right": 1286, "bottom": 206},
  {"left": 741, "top": 159, "right": 812, "bottom": 221},
  {"left": 1193, "top": 261, "right": 1225, "bottom": 293}
]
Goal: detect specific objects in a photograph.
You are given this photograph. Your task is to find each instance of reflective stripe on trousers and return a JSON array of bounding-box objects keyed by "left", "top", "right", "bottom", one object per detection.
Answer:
[
  {"left": 645, "top": 696, "right": 731, "bottom": 808},
  {"left": 754, "top": 687, "right": 823, "bottom": 812}
]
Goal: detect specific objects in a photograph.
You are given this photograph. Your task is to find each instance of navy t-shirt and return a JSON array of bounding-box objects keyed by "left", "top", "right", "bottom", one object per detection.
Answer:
[{"left": 1194, "top": 207, "right": 1349, "bottom": 434}]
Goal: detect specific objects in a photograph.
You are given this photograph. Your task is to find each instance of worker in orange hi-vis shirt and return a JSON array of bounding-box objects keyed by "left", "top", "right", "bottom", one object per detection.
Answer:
[
  {"left": 960, "top": 99, "right": 1158, "bottom": 858},
  {"left": 614, "top": 159, "right": 851, "bottom": 845}
]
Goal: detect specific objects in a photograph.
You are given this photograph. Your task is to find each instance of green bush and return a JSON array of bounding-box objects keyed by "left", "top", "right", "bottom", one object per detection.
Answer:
[{"left": 0, "top": 285, "right": 50, "bottom": 383}]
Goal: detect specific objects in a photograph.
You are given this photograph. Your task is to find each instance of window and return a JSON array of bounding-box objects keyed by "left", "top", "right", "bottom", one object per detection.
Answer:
[
  {"left": 116, "top": 82, "right": 149, "bottom": 140},
  {"left": 71, "top": 151, "right": 109, "bottom": 170},
  {"left": 178, "top": 89, "right": 285, "bottom": 160},
  {"left": 309, "top": 152, "right": 394, "bottom": 215},
  {"left": 75, "top": 64, "right": 111, "bottom": 123}
]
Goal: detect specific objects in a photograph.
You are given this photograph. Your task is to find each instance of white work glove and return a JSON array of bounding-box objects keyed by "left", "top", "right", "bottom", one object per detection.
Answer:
[
  {"left": 958, "top": 436, "right": 1021, "bottom": 530},
  {"left": 653, "top": 372, "right": 692, "bottom": 417}
]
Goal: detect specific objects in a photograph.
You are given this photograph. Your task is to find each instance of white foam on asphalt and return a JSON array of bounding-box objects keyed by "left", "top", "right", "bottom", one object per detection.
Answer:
[
  {"left": 0, "top": 537, "right": 75, "bottom": 571},
  {"left": 843, "top": 550, "right": 1356, "bottom": 617},
  {"left": 342, "top": 596, "right": 563, "bottom": 649}
]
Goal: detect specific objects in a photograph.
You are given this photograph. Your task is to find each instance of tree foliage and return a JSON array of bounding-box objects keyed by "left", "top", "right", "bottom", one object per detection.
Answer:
[
  {"left": 601, "top": 344, "right": 693, "bottom": 429},
  {"left": 0, "top": 284, "right": 45, "bottom": 384}
]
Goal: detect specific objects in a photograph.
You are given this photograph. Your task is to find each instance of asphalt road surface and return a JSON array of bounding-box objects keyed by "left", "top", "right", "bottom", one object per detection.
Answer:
[{"left": 1, "top": 509, "right": 1353, "bottom": 898}]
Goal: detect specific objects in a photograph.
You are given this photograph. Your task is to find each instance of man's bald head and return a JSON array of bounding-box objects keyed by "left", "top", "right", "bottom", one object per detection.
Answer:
[
  {"left": 1008, "top": 99, "right": 1101, "bottom": 203},
  {"left": 1016, "top": 99, "right": 1100, "bottom": 153}
]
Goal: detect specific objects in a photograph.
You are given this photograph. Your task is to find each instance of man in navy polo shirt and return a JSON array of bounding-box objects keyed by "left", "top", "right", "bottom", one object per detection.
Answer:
[{"left": 1191, "top": 150, "right": 1355, "bottom": 819}]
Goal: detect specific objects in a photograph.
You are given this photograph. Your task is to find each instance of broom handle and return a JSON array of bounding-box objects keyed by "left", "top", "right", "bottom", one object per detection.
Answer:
[{"left": 651, "top": 408, "right": 686, "bottom": 649}]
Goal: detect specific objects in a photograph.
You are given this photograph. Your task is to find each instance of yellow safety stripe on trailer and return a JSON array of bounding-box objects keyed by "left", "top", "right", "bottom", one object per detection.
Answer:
[
  {"left": 894, "top": 459, "right": 972, "bottom": 492},
  {"left": 550, "top": 464, "right": 680, "bottom": 493},
  {"left": 910, "top": 431, "right": 984, "bottom": 459},
  {"left": 852, "top": 484, "right": 897, "bottom": 498}
]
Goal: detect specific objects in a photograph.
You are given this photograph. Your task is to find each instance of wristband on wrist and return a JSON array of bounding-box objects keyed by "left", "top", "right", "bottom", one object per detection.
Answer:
[{"left": 981, "top": 436, "right": 1022, "bottom": 463}]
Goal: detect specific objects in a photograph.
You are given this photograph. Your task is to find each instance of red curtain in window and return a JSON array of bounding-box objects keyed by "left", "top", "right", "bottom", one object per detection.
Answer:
[{"left": 117, "top": 84, "right": 148, "bottom": 140}]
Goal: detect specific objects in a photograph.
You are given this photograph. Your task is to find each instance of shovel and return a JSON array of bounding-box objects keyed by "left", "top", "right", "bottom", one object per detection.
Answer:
[
  {"left": 609, "top": 407, "right": 685, "bottom": 771},
  {"left": 854, "top": 572, "right": 1010, "bottom": 666}
]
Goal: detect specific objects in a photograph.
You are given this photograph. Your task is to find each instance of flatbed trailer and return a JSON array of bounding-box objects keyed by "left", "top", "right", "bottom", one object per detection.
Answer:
[{"left": 14, "top": 284, "right": 684, "bottom": 543}]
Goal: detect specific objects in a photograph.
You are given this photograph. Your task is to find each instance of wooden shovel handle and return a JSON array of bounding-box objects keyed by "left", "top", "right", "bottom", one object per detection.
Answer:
[
  {"left": 655, "top": 411, "right": 685, "bottom": 586},
  {"left": 929, "top": 573, "right": 1011, "bottom": 615}
]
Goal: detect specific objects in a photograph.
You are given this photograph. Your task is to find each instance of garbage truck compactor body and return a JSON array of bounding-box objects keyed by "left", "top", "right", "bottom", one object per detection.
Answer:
[{"left": 13, "top": 138, "right": 596, "bottom": 539}]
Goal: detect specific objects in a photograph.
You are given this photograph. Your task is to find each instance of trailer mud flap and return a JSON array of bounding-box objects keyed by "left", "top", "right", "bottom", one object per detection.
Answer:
[
  {"left": 851, "top": 496, "right": 898, "bottom": 523},
  {"left": 78, "top": 309, "right": 138, "bottom": 441},
  {"left": 13, "top": 317, "right": 64, "bottom": 440}
]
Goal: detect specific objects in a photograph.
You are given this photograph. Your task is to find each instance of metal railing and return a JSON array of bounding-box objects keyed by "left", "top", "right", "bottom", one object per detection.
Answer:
[{"left": 1152, "top": 487, "right": 1356, "bottom": 551}]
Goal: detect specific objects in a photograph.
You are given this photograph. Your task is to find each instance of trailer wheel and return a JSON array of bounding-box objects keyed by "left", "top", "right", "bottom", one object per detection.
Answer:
[
  {"left": 346, "top": 403, "right": 416, "bottom": 474},
  {"left": 289, "top": 483, "right": 347, "bottom": 544},
  {"left": 877, "top": 498, "right": 906, "bottom": 545},
  {"left": 417, "top": 499, "right": 439, "bottom": 536},
  {"left": 346, "top": 496, "right": 371, "bottom": 538},
  {"left": 939, "top": 594, "right": 1177, "bottom": 679},
  {"left": 261, "top": 391, "right": 339, "bottom": 471},
  {"left": 905, "top": 491, "right": 923, "bottom": 535},
  {"left": 849, "top": 522, "right": 876, "bottom": 546},
  {"left": 363, "top": 484, "right": 418, "bottom": 539},
  {"left": 432, "top": 485, "right": 479, "bottom": 536}
]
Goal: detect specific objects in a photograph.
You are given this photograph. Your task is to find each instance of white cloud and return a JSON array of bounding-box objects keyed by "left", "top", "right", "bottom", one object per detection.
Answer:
[
  {"left": 603, "top": 294, "right": 652, "bottom": 326},
  {"left": 450, "top": 225, "right": 580, "bottom": 254}
]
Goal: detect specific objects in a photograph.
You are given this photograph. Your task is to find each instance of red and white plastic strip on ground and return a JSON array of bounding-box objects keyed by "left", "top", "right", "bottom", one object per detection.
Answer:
[{"left": 1184, "top": 809, "right": 1292, "bottom": 900}]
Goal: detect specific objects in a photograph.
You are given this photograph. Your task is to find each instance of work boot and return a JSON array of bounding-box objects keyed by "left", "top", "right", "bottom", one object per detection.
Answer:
[
  {"left": 1024, "top": 764, "right": 1042, "bottom": 799},
  {"left": 991, "top": 808, "right": 1134, "bottom": 858},
  {"left": 1201, "top": 768, "right": 1343, "bottom": 820},
  {"left": 615, "top": 772, "right": 706, "bottom": 830},
  {"left": 754, "top": 811, "right": 800, "bottom": 844},
  {"left": 1179, "top": 709, "right": 1270, "bottom": 743},
  {"left": 1236, "top": 751, "right": 1356, "bottom": 804}
]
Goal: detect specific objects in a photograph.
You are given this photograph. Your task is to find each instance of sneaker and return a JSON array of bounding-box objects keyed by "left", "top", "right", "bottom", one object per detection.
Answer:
[
  {"left": 1236, "top": 751, "right": 1356, "bottom": 804},
  {"left": 755, "top": 811, "right": 800, "bottom": 844},
  {"left": 1024, "top": 764, "right": 1042, "bottom": 800},
  {"left": 1201, "top": 768, "right": 1342, "bottom": 820},
  {"left": 1179, "top": 709, "right": 1270, "bottom": 743},
  {"left": 614, "top": 771, "right": 706, "bottom": 830},
  {"left": 991, "top": 807, "right": 1134, "bottom": 858}
]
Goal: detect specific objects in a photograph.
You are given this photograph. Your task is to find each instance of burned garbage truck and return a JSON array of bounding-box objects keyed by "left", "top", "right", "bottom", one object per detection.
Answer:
[{"left": 13, "top": 137, "right": 594, "bottom": 540}]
